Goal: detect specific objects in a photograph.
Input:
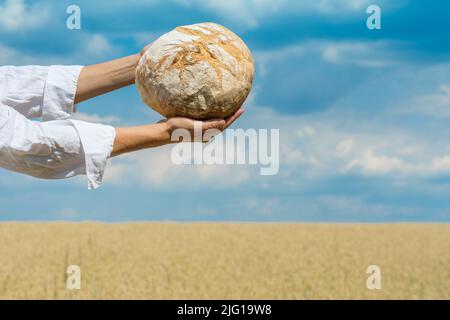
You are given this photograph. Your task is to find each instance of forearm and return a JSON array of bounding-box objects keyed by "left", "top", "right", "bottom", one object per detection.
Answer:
[
  {"left": 75, "top": 54, "right": 140, "bottom": 104},
  {"left": 111, "top": 123, "right": 172, "bottom": 157}
]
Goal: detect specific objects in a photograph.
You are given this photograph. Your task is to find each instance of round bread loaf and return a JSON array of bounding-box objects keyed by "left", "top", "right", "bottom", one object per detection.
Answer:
[{"left": 135, "top": 22, "right": 254, "bottom": 120}]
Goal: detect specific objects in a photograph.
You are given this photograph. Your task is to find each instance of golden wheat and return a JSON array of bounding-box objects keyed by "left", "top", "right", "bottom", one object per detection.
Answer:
[{"left": 0, "top": 223, "right": 448, "bottom": 299}]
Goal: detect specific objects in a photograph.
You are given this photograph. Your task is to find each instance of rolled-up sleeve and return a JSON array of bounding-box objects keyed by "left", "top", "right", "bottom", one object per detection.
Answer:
[
  {"left": 69, "top": 119, "right": 116, "bottom": 189},
  {"left": 0, "top": 64, "right": 117, "bottom": 189},
  {"left": 42, "top": 65, "right": 83, "bottom": 121},
  {"left": 0, "top": 104, "right": 115, "bottom": 189},
  {"left": 0, "top": 65, "right": 83, "bottom": 120}
]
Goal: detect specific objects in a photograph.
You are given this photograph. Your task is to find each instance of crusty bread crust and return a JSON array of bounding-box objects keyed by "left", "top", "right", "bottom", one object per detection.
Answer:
[{"left": 135, "top": 22, "right": 254, "bottom": 120}]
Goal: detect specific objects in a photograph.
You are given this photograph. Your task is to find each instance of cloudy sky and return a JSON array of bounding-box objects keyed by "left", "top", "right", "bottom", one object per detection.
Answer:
[{"left": 1, "top": 0, "right": 450, "bottom": 221}]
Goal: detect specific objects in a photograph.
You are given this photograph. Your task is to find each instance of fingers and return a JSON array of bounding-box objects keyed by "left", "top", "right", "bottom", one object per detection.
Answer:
[
  {"left": 224, "top": 108, "right": 244, "bottom": 129},
  {"left": 161, "top": 107, "right": 244, "bottom": 140},
  {"left": 201, "top": 118, "right": 226, "bottom": 131},
  {"left": 199, "top": 108, "right": 244, "bottom": 142},
  {"left": 199, "top": 107, "right": 244, "bottom": 131}
]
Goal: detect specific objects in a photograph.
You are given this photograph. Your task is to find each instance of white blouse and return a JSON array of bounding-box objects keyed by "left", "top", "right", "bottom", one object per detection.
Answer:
[{"left": 0, "top": 65, "right": 116, "bottom": 189}]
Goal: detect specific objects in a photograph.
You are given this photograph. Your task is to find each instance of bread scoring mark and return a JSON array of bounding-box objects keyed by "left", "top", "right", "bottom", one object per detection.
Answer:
[{"left": 152, "top": 23, "right": 251, "bottom": 83}]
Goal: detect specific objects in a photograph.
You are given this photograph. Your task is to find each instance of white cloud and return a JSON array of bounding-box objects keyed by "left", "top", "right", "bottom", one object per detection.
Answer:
[
  {"left": 75, "top": 0, "right": 390, "bottom": 30},
  {"left": 104, "top": 144, "right": 252, "bottom": 189},
  {"left": 396, "top": 84, "right": 450, "bottom": 118},
  {"left": 0, "top": 32, "right": 119, "bottom": 65},
  {"left": 199, "top": 0, "right": 284, "bottom": 28},
  {"left": 100, "top": 102, "right": 444, "bottom": 192},
  {"left": 255, "top": 40, "right": 399, "bottom": 78},
  {"left": 233, "top": 90, "right": 450, "bottom": 181},
  {"left": 336, "top": 138, "right": 354, "bottom": 156},
  {"left": 281, "top": 115, "right": 450, "bottom": 178},
  {"left": 321, "top": 41, "right": 396, "bottom": 67},
  {"left": 84, "top": 34, "right": 115, "bottom": 57},
  {"left": 71, "top": 112, "right": 120, "bottom": 124},
  {"left": 187, "top": 0, "right": 381, "bottom": 29},
  {"left": 345, "top": 150, "right": 410, "bottom": 174},
  {"left": 296, "top": 126, "right": 316, "bottom": 138},
  {"left": 430, "top": 156, "right": 450, "bottom": 173},
  {"left": 246, "top": 45, "right": 450, "bottom": 184},
  {"left": 0, "top": 0, "right": 48, "bottom": 31},
  {"left": 0, "top": 42, "right": 58, "bottom": 65},
  {"left": 0, "top": 43, "right": 27, "bottom": 64},
  {"left": 276, "top": 111, "right": 450, "bottom": 178}
]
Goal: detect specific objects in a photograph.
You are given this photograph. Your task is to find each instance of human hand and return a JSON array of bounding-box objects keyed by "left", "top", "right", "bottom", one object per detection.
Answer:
[
  {"left": 160, "top": 108, "right": 245, "bottom": 143},
  {"left": 112, "top": 108, "right": 244, "bottom": 157}
]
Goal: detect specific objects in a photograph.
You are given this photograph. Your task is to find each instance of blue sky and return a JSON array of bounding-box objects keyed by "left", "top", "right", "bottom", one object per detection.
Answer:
[{"left": 1, "top": 0, "right": 450, "bottom": 221}]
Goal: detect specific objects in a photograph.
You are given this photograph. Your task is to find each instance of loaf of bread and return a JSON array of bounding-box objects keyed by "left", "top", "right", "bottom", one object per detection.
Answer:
[{"left": 135, "top": 22, "right": 254, "bottom": 120}]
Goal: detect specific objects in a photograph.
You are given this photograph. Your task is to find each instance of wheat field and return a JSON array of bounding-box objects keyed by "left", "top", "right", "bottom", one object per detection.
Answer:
[{"left": 0, "top": 222, "right": 449, "bottom": 299}]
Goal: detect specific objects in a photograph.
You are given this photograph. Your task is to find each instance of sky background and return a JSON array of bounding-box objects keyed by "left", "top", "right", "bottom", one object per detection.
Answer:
[{"left": 1, "top": 0, "right": 450, "bottom": 222}]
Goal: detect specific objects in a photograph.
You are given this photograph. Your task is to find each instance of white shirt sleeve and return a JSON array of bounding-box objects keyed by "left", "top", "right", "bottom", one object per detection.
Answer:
[
  {"left": 0, "top": 65, "right": 116, "bottom": 189},
  {"left": 0, "top": 65, "right": 82, "bottom": 120}
]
